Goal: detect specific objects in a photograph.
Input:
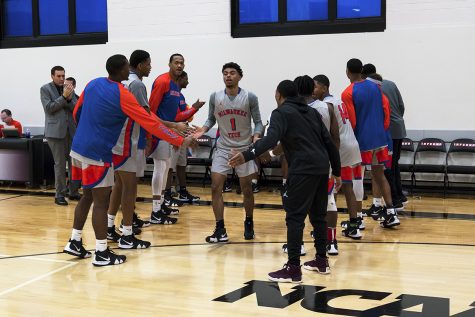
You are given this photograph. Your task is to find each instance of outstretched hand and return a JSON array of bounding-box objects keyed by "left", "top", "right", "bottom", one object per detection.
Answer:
[
  {"left": 183, "top": 135, "right": 199, "bottom": 151},
  {"left": 192, "top": 99, "right": 206, "bottom": 110},
  {"left": 228, "top": 149, "right": 245, "bottom": 167}
]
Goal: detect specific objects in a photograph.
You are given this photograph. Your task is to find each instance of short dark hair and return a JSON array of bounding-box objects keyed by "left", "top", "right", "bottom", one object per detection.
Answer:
[
  {"left": 276, "top": 80, "right": 298, "bottom": 99},
  {"left": 65, "top": 77, "right": 76, "bottom": 86},
  {"left": 222, "top": 62, "right": 243, "bottom": 77},
  {"left": 1, "top": 109, "right": 12, "bottom": 116},
  {"left": 51, "top": 66, "right": 65, "bottom": 75},
  {"left": 347, "top": 58, "right": 363, "bottom": 74},
  {"left": 362, "top": 63, "right": 377, "bottom": 77},
  {"left": 169, "top": 53, "right": 184, "bottom": 63},
  {"left": 106, "top": 54, "right": 128, "bottom": 76},
  {"left": 294, "top": 75, "right": 315, "bottom": 97},
  {"left": 130, "top": 50, "right": 150, "bottom": 68},
  {"left": 367, "top": 73, "right": 383, "bottom": 81},
  {"left": 313, "top": 74, "right": 330, "bottom": 89}
]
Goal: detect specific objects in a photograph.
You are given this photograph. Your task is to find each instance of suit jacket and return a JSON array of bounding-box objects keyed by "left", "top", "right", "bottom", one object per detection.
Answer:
[{"left": 40, "top": 82, "right": 77, "bottom": 139}]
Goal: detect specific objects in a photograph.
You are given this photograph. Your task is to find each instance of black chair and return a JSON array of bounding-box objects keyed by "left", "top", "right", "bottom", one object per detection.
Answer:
[
  {"left": 187, "top": 135, "right": 215, "bottom": 186},
  {"left": 399, "top": 138, "right": 415, "bottom": 192},
  {"left": 259, "top": 157, "right": 282, "bottom": 185},
  {"left": 446, "top": 138, "right": 475, "bottom": 189},
  {"left": 413, "top": 138, "right": 447, "bottom": 194}
]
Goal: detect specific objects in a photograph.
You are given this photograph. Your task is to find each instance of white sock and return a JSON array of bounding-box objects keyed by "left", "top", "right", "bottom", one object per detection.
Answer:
[
  {"left": 283, "top": 179, "right": 287, "bottom": 185},
  {"left": 71, "top": 229, "right": 82, "bottom": 241},
  {"left": 107, "top": 214, "right": 116, "bottom": 228},
  {"left": 357, "top": 212, "right": 363, "bottom": 218},
  {"left": 122, "top": 225, "right": 133, "bottom": 236},
  {"left": 96, "top": 239, "right": 107, "bottom": 252},
  {"left": 153, "top": 199, "right": 161, "bottom": 212},
  {"left": 252, "top": 179, "right": 257, "bottom": 184},
  {"left": 373, "top": 198, "right": 382, "bottom": 207},
  {"left": 160, "top": 195, "right": 165, "bottom": 205}
]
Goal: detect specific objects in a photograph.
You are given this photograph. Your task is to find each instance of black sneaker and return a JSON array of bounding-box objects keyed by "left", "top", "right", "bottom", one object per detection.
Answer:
[
  {"left": 368, "top": 204, "right": 385, "bottom": 221},
  {"left": 341, "top": 217, "right": 365, "bottom": 230},
  {"left": 252, "top": 183, "right": 260, "bottom": 193},
  {"left": 119, "top": 222, "right": 142, "bottom": 235},
  {"left": 164, "top": 194, "right": 184, "bottom": 207},
  {"left": 327, "top": 240, "right": 338, "bottom": 256},
  {"left": 244, "top": 220, "right": 255, "bottom": 240},
  {"left": 393, "top": 201, "right": 405, "bottom": 212},
  {"left": 107, "top": 225, "right": 121, "bottom": 242},
  {"left": 150, "top": 211, "right": 177, "bottom": 225},
  {"left": 400, "top": 195, "right": 408, "bottom": 206},
  {"left": 161, "top": 204, "right": 179, "bottom": 216},
  {"left": 178, "top": 190, "right": 200, "bottom": 203},
  {"left": 205, "top": 227, "right": 229, "bottom": 243},
  {"left": 342, "top": 223, "right": 362, "bottom": 240},
  {"left": 63, "top": 239, "right": 92, "bottom": 258},
  {"left": 92, "top": 247, "right": 126, "bottom": 266},
  {"left": 280, "top": 183, "right": 288, "bottom": 196},
  {"left": 282, "top": 243, "right": 306, "bottom": 256},
  {"left": 133, "top": 212, "right": 150, "bottom": 228},
  {"left": 118, "top": 234, "right": 151, "bottom": 249},
  {"left": 380, "top": 209, "right": 401, "bottom": 228},
  {"left": 222, "top": 183, "right": 232, "bottom": 193}
]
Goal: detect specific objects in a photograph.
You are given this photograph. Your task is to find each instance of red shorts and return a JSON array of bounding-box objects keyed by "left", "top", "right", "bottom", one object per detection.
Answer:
[
  {"left": 360, "top": 146, "right": 390, "bottom": 166},
  {"left": 341, "top": 165, "right": 363, "bottom": 183},
  {"left": 71, "top": 158, "right": 114, "bottom": 189},
  {"left": 327, "top": 177, "right": 335, "bottom": 195}
]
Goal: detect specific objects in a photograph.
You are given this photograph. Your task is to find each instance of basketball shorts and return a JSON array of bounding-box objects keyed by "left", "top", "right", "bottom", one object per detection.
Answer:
[
  {"left": 150, "top": 140, "right": 171, "bottom": 160},
  {"left": 113, "top": 150, "right": 146, "bottom": 177},
  {"left": 71, "top": 158, "right": 114, "bottom": 189},
  {"left": 341, "top": 164, "right": 363, "bottom": 183},
  {"left": 212, "top": 148, "right": 257, "bottom": 178},
  {"left": 360, "top": 146, "right": 390, "bottom": 167},
  {"left": 170, "top": 145, "right": 188, "bottom": 170}
]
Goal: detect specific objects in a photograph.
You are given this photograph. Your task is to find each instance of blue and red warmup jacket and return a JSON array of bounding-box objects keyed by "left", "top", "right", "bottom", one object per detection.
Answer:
[
  {"left": 341, "top": 80, "right": 390, "bottom": 151},
  {"left": 72, "top": 77, "right": 183, "bottom": 163}
]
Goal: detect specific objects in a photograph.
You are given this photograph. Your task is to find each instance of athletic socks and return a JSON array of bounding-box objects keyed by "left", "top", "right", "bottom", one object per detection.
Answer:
[
  {"left": 327, "top": 227, "right": 336, "bottom": 241},
  {"left": 251, "top": 179, "right": 258, "bottom": 185},
  {"left": 107, "top": 214, "right": 116, "bottom": 228},
  {"left": 71, "top": 229, "right": 82, "bottom": 241},
  {"left": 96, "top": 239, "right": 107, "bottom": 252},
  {"left": 216, "top": 219, "right": 225, "bottom": 229},
  {"left": 152, "top": 199, "right": 161, "bottom": 212},
  {"left": 122, "top": 225, "right": 133, "bottom": 236},
  {"left": 373, "top": 198, "right": 382, "bottom": 207}
]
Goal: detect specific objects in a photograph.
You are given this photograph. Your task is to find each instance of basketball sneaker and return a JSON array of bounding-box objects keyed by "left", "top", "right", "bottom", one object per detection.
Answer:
[
  {"left": 205, "top": 227, "right": 229, "bottom": 243},
  {"left": 327, "top": 240, "right": 338, "bottom": 256},
  {"left": 380, "top": 209, "right": 401, "bottom": 228},
  {"left": 107, "top": 225, "right": 121, "bottom": 242},
  {"left": 342, "top": 223, "right": 362, "bottom": 240},
  {"left": 161, "top": 204, "right": 179, "bottom": 216},
  {"left": 118, "top": 235, "right": 151, "bottom": 249},
  {"left": 341, "top": 217, "right": 365, "bottom": 230},
  {"left": 177, "top": 189, "right": 200, "bottom": 203},
  {"left": 268, "top": 263, "right": 302, "bottom": 283},
  {"left": 303, "top": 256, "right": 330, "bottom": 274},
  {"left": 150, "top": 211, "right": 177, "bottom": 225},
  {"left": 252, "top": 183, "right": 260, "bottom": 193},
  {"left": 393, "top": 201, "right": 404, "bottom": 212},
  {"left": 133, "top": 212, "right": 150, "bottom": 228},
  {"left": 92, "top": 247, "right": 126, "bottom": 267},
  {"left": 400, "top": 195, "right": 408, "bottom": 206},
  {"left": 244, "top": 219, "right": 255, "bottom": 240},
  {"left": 282, "top": 243, "right": 306, "bottom": 256},
  {"left": 63, "top": 239, "right": 91, "bottom": 258},
  {"left": 222, "top": 183, "right": 232, "bottom": 193},
  {"left": 368, "top": 204, "right": 385, "bottom": 221},
  {"left": 164, "top": 194, "right": 184, "bottom": 207}
]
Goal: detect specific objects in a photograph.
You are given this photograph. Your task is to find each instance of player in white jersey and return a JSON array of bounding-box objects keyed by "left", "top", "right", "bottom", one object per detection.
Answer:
[
  {"left": 314, "top": 75, "right": 364, "bottom": 250},
  {"left": 196, "top": 63, "right": 264, "bottom": 243}
]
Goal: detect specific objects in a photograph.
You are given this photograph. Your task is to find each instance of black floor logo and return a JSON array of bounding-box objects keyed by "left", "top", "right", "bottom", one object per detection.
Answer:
[{"left": 213, "top": 280, "right": 475, "bottom": 316}]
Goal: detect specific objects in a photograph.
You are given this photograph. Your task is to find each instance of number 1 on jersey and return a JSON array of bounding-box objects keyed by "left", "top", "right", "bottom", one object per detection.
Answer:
[{"left": 230, "top": 118, "right": 237, "bottom": 131}]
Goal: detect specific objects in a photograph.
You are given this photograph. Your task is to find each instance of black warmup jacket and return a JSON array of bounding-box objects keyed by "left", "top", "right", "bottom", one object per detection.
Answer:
[{"left": 242, "top": 97, "right": 341, "bottom": 177}]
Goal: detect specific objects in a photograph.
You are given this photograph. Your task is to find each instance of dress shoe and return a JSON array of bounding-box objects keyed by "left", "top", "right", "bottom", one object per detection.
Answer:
[
  {"left": 68, "top": 194, "right": 82, "bottom": 201},
  {"left": 55, "top": 197, "right": 69, "bottom": 206}
]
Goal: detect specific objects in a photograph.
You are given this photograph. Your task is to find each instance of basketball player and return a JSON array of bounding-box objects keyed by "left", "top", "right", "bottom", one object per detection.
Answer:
[
  {"left": 164, "top": 71, "right": 201, "bottom": 205},
  {"left": 229, "top": 80, "right": 341, "bottom": 283},
  {"left": 148, "top": 54, "right": 205, "bottom": 224},
  {"left": 313, "top": 74, "right": 365, "bottom": 251},
  {"left": 342, "top": 58, "right": 400, "bottom": 228},
  {"left": 63, "top": 54, "right": 195, "bottom": 266},
  {"left": 106, "top": 50, "right": 190, "bottom": 245},
  {"left": 196, "top": 62, "right": 264, "bottom": 243}
]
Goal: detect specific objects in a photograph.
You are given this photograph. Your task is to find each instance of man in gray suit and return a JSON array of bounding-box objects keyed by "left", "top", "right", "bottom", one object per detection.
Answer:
[{"left": 40, "top": 66, "right": 81, "bottom": 206}]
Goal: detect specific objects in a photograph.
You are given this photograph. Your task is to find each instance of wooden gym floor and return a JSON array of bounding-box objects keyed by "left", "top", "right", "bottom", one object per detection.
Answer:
[{"left": 0, "top": 184, "right": 474, "bottom": 316}]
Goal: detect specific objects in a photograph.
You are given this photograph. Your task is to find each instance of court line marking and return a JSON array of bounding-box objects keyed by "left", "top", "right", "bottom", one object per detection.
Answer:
[
  {"left": 0, "top": 254, "right": 74, "bottom": 264},
  {"left": 0, "top": 240, "right": 473, "bottom": 262},
  {"left": 0, "top": 262, "right": 77, "bottom": 298}
]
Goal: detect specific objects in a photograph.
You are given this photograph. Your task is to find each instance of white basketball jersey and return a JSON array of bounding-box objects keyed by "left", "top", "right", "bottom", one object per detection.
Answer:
[
  {"left": 309, "top": 100, "right": 331, "bottom": 131},
  {"left": 324, "top": 95, "right": 361, "bottom": 167},
  {"left": 214, "top": 89, "right": 252, "bottom": 151}
]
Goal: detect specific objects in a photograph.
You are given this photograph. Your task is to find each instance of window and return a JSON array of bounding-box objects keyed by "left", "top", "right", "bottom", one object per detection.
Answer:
[
  {"left": 0, "top": 0, "right": 107, "bottom": 49},
  {"left": 231, "top": 0, "right": 385, "bottom": 38}
]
